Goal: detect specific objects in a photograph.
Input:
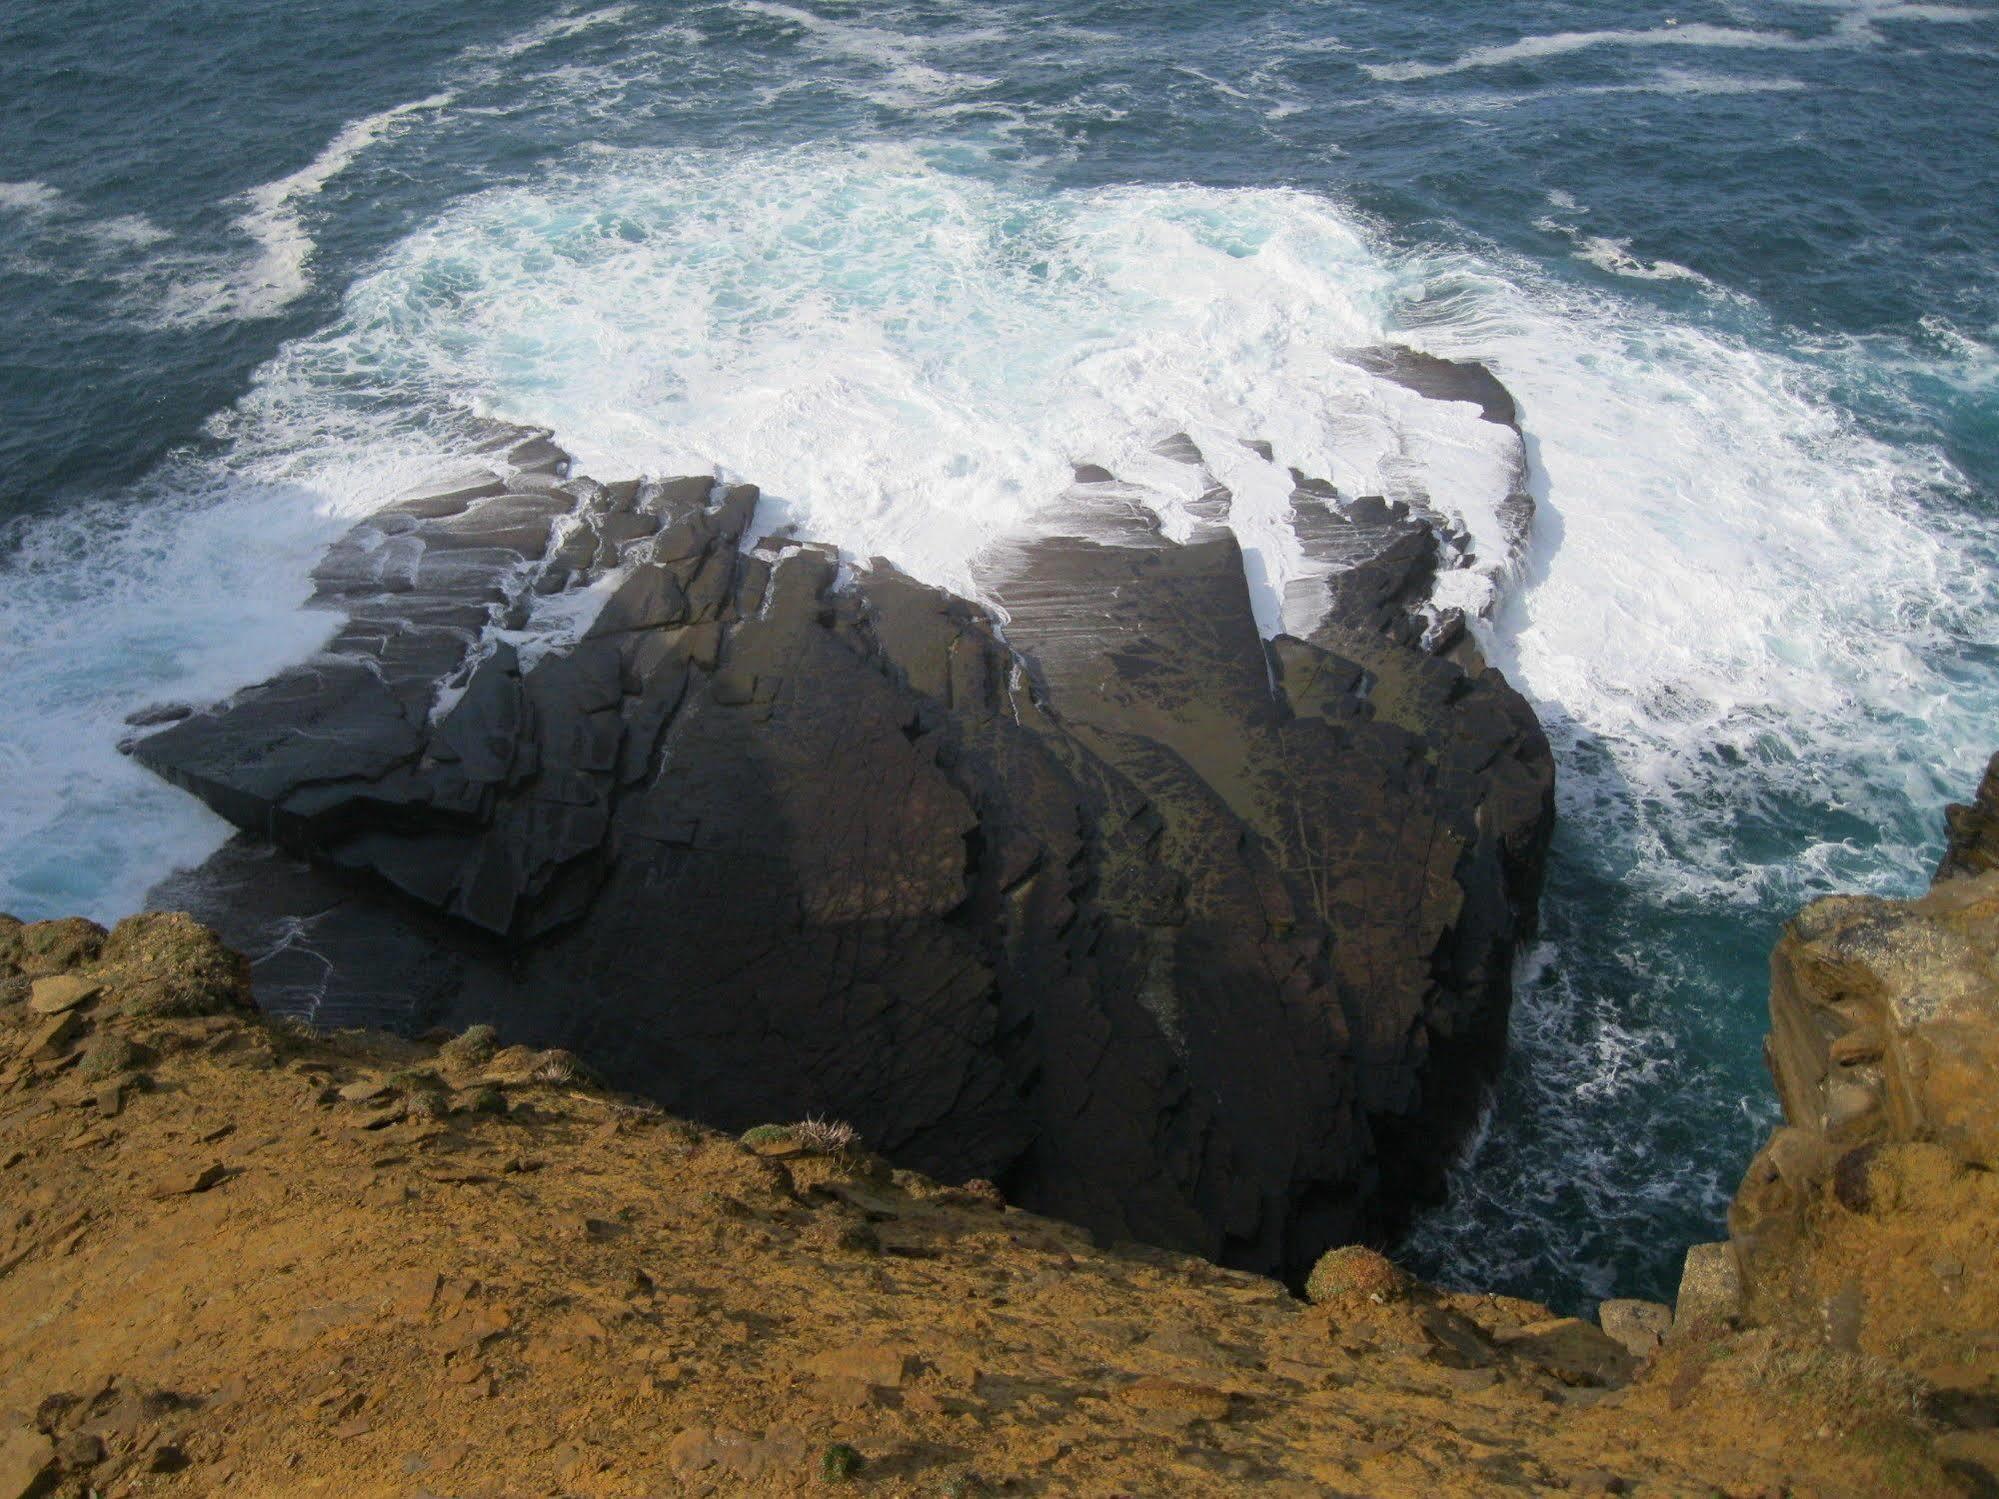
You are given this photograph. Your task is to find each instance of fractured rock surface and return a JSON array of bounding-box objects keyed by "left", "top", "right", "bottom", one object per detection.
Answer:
[
  {"left": 1706, "top": 767, "right": 1999, "bottom": 1474},
  {"left": 130, "top": 386, "right": 1554, "bottom": 1277}
]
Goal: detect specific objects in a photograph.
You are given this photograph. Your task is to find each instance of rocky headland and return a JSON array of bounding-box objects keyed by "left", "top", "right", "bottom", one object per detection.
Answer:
[
  {"left": 0, "top": 354, "right": 1992, "bottom": 1495},
  {"left": 121, "top": 350, "right": 1553, "bottom": 1281}
]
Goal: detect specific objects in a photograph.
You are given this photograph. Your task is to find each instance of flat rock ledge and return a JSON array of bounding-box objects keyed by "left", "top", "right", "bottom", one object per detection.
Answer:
[{"left": 127, "top": 404, "right": 1554, "bottom": 1280}]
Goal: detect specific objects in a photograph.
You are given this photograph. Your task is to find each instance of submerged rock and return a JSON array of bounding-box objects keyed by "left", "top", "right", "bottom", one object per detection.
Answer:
[{"left": 128, "top": 403, "right": 1552, "bottom": 1277}]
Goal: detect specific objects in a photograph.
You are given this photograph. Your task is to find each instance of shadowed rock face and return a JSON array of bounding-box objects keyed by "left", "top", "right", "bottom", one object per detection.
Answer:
[
  {"left": 1940, "top": 750, "right": 1999, "bottom": 881},
  {"left": 131, "top": 395, "right": 1553, "bottom": 1277}
]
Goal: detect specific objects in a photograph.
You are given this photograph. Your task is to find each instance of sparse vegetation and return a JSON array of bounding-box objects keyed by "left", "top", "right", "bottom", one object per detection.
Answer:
[
  {"left": 464, "top": 1085, "right": 508, "bottom": 1116},
  {"left": 98, "top": 911, "right": 250, "bottom": 1018},
  {"left": 790, "top": 1116, "right": 860, "bottom": 1156},
  {"left": 532, "top": 1053, "right": 578, "bottom": 1085},
  {"left": 819, "top": 1442, "right": 864, "bottom": 1483},
  {"left": 441, "top": 1023, "right": 500, "bottom": 1068},
  {"left": 1740, "top": 1338, "right": 1926, "bottom": 1422},
  {"left": 741, "top": 1117, "right": 860, "bottom": 1154},
  {"left": 77, "top": 1033, "right": 147, "bottom": 1081}
]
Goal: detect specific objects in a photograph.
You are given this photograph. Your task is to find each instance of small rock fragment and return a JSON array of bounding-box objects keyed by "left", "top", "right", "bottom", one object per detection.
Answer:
[
  {"left": 20, "top": 1010, "right": 84, "bottom": 1060},
  {"left": 1673, "top": 1242, "right": 1743, "bottom": 1331},
  {"left": 28, "top": 976, "right": 101, "bottom": 1015},
  {"left": 1597, "top": 1299, "right": 1672, "bottom": 1361},
  {"left": 1116, "top": 1376, "right": 1233, "bottom": 1423},
  {"left": 801, "top": 1345, "right": 916, "bottom": 1389},
  {"left": 154, "top": 1161, "right": 229, "bottom": 1197},
  {"left": 78, "top": 1033, "right": 146, "bottom": 1081},
  {"left": 53, "top": 1430, "right": 103, "bottom": 1469}
]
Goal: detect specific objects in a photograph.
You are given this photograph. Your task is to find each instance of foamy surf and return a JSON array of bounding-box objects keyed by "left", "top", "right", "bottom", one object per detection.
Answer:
[
  {"left": 1362, "top": 25, "right": 1815, "bottom": 83},
  {"left": 4, "top": 138, "right": 1983, "bottom": 926},
  {"left": 160, "top": 93, "right": 456, "bottom": 326}
]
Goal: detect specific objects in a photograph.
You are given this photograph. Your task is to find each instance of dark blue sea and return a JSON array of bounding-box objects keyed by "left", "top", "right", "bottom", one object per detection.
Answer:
[{"left": 3, "top": 0, "right": 1995, "bottom": 1310}]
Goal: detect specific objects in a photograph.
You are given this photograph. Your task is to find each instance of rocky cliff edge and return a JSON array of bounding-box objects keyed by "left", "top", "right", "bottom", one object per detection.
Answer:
[{"left": 0, "top": 889, "right": 1987, "bottom": 1497}]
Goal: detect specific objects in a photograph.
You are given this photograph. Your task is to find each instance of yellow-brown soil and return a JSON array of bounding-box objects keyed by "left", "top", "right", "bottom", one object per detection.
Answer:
[{"left": 0, "top": 918, "right": 1968, "bottom": 1497}]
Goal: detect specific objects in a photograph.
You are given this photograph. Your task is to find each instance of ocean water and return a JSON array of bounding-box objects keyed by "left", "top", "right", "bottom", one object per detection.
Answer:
[{"left": 2, "top": 0, "right": 1994, "bottom": 1310}]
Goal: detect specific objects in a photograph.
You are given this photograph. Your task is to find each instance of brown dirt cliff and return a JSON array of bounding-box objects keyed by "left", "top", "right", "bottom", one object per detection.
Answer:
[{"left": 0, "top": 894, "right": 1986, "bottom": 1496}]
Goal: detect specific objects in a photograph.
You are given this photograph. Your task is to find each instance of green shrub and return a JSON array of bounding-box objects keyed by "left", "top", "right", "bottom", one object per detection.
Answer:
[
  {"left": 1304, "top": 1245, "right": 1409, "bottom": 1305},
  {"left": 441, "top": 1023, "right": 500, "bottom": 1067},
  {"left": 386, "top": 1068, "right": 444, "bottom": 1093},
  {"left": 818, "top": 1443, "right": 864, "bottom": 1484}
]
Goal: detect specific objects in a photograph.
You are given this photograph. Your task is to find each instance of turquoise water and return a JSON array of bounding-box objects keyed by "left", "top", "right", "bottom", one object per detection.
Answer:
[{"left": 2, "top": 0, "right": 1995, "bottom": 1309}]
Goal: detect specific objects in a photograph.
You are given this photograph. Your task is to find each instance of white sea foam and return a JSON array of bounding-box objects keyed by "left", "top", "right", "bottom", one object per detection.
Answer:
[
  {"left": 160, "top": 93, "right": 455, "bottom": 326},
  {"left": 0, "top": 180, "right": 65, "bottom": 213},
  {"left": 1816, "top": 0, "right": 1993, "bottom": 39},
  {"left": 1363, "top": 3, "right": 1989, "bottom": 86},
  {"left": 1532, "top": 215, "right": 1730, "bottom": 291},
  {"left": 0, "top": 438, "right": 469, "bottom": 920},
  {"left": 476, "top": 4, "right": 635, "bottom": 59},
  {"left": 284, "top": 145, "right": 1528, "bottom": 625},
  {"left": 0, "top": 180, "right": 170, "bottom": 258},
  {"left": 1404, "top": 252, "right": 1992, "bottom": 903},
  {"left": 133, "top": 6, "right": 655, "bottom": 329},
  {"left": 732, "top": 0, "right": 1000, "bottom": 109},
  {"left": 1629, "top": 67, "right": 1810, "bottom": 95},
  {"left": 2, "top": 142, "right": 1990, "bottom": 958},
  {"left": 1362, "top": 24, "right": 1811, "bottom": 82}
]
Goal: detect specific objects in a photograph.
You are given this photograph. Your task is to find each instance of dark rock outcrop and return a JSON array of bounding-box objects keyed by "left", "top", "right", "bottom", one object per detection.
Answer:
[
  {"left": 1940, "top": 750, "right": 1999, "bottom": 881},
  {"left": 129, "top": 395, "right": 1552, "bottom": 1277}
]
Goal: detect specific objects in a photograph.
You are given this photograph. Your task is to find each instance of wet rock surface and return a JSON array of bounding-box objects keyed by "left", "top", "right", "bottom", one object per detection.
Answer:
[{"left": 129, "top": 399, "right": 1553, "bottom": 1278}]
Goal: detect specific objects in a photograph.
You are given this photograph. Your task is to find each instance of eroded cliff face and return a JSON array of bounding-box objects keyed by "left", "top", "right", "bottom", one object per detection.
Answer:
[
  {"left": 0, "top": 913, "right": 1966, "bottom": 1498},
  {"left": 121, "top": 377, "right": 1553, "bottom": 1281},
  {"left": 1699, "top": 767, "right": 1999, "bottom": 1488},
  {"left": 1941, "top": 752, "right": 1999, "bottom": 883}
]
